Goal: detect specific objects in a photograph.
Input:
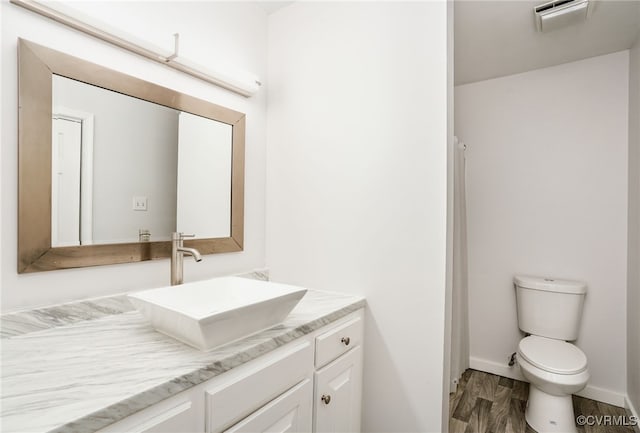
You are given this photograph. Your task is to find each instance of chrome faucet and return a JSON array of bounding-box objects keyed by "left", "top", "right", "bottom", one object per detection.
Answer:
[{"left": 171, "top": 232, "right": 202, "bottom": 286}]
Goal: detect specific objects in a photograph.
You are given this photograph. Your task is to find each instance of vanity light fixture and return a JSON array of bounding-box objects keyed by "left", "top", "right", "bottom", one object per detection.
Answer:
[{"left": 10, "top": 0, "right": 262, "bottom": 97}]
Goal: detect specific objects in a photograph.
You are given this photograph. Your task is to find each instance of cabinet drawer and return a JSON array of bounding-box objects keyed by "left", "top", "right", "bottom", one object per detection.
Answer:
[
  {"left": 315, "top": 315, "right": 363, "bottom": 368},
  {"left": 224, "top": 379, "right": 312, "bottom": 433},
  {"left": 206, "top": 341, "right": 313, "bottom": 432},
  {"left": 97, "top": 394, "right": 198, "bottom": 433}
]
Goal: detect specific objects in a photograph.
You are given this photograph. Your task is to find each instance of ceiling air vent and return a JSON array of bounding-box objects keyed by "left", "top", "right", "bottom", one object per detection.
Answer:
[{"left": 534, "top": 0, "right": 592, "bottom": 33}]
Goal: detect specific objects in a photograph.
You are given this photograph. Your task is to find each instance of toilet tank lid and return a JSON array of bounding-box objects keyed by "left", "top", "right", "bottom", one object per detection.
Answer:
[{"left": 514, "top": 275, "right": 587, "bottom": 294}]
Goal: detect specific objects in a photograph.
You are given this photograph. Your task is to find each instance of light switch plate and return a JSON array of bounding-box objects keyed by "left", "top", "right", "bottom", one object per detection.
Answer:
[{"left": 133, "top": 196, "right": 148, "bottom": 211}]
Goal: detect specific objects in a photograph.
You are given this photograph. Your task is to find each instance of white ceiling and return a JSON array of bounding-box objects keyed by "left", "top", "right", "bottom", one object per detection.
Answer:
[
  {"left": 455, "top": 0, "right": 640, "bottom": 85},
  {"left": 254, "top": 1, "right": 294, "bottom": 15},
  {"left": 252, "top": 1, "right": 639, "bottom": 84}
]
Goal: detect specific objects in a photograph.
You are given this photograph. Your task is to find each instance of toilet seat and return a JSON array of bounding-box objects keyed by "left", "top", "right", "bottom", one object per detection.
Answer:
[{"left": 518, "top": 336, "right": 587, "bottom": 375}]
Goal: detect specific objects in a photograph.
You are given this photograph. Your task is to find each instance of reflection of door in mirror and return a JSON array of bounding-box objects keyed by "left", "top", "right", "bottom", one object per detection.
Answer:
[
  {"left": 51, "top": 108, "right": 94, "bottom": 247},
  {"left": 52, "top": 116, "right": 81, "bottom": 247}
]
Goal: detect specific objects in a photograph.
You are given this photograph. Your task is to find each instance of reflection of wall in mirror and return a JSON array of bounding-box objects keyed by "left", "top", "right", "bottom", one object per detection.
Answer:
[
  {"left": 177, "top": 112, "right": 232, "bottom": 238},
  {"left": 53, "top": 75, "right": 179, "bottom": 244}
]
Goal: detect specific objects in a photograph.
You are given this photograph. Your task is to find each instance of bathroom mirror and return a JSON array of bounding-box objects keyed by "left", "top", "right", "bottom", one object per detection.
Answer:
[
  {"left": 51, "top": 75, "right": 233, "bottom": 246},
  {"left": 18, "top": 39, "right": 245, "bottom": 273}
]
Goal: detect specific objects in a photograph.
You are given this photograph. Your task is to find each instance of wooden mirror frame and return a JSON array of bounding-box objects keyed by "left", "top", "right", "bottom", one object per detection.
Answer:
[{"left": 18, "top": 39, "right": 245, "bottom": 273}]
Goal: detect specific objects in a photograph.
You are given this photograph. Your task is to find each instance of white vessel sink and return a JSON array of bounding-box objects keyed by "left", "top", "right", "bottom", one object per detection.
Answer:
[{"left": 128, "top": 277, "right": 307, "bottom": 351}]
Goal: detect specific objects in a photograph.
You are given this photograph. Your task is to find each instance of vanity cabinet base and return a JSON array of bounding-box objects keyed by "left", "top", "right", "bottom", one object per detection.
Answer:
[{"left": 97, "top": 309, "right": 364, "bottom": 433}]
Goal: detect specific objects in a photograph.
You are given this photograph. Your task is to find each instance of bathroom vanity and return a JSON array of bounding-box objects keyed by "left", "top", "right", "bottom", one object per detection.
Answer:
[
  {"left": 0, "top": 288, "right": 365, "bottom": 433},
  {"left": 6, "top": 38, "right": 366, "bottom": 433}
]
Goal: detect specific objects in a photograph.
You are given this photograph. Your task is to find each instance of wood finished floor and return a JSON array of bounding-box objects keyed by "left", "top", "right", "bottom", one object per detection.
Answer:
[{"left": 449, "top": 369, "right": 637, "bottom": 433}]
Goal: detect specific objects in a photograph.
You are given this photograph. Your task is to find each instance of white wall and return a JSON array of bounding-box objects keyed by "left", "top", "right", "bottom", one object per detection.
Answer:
[
  {"left": 266, "top": 2, "right": 449, "bottom": 431},
  {"left": 627, "top": 33, "right": 640, "bottom": 416},
  {"left": 54, "top": 75, "right": 179, "bottom": 244},
  {"left": 1, "top": 1, "right": 268, "bottom": 312},
  {"left": 177, "top": 113, "right": 232, "bottom": 239},
  {"left": 442, "top": 0, "right": 455, "bottom": 430},
  {"left": 456, "top": 52, "right": 629, "bottom": 405}
]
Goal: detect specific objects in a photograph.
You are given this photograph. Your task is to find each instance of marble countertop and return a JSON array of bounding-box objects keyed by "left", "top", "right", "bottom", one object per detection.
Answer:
[{"left": 0, "top": 286, "right": 365, "bottom": 433}]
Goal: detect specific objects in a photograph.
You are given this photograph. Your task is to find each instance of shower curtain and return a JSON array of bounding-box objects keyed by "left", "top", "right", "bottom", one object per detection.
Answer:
[{"left": 450, "top": 136, "right": 469, "bottom": 392}]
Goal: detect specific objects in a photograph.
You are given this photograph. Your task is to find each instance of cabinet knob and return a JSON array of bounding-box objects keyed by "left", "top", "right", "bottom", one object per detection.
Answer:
[
  {"left": 321, "top": 394, "right": 331, "bottom": 405},
  {"left": 341, "top": 337, "right": 350, "bottom": 346}
]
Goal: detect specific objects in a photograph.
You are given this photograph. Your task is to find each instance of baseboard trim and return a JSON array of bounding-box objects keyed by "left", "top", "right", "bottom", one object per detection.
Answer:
[
  {"left": 470, "top": 356, "right": 525, "bottom": 381},
  {"left": 576, "top": 384, "right": 626, "bottom": 407},
  {"left": 626, "top": 395, "right": 640, "bottom": 420},
  {"left": 469, "top": 356, "right": 626, "bottom": 407}
]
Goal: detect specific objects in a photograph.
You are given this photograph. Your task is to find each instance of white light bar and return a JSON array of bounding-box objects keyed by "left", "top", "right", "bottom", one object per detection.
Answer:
[{"left": 10, "top": 0, "right": 262, "bottom": 97}]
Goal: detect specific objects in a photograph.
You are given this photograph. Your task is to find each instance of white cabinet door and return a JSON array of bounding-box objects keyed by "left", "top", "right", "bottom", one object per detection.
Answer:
[
  {"left": 313, "top": 346, "right": 363, "bottom": 433},
  {"left": 225, "top": 379, "right": 312, "bottom": 433}
]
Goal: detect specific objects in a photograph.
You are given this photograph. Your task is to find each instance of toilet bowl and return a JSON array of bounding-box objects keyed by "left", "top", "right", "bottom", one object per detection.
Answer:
[
  {"left": 514, "top": 276, "right": 589, "bottom": 433},
  {"left": 517, "top": 336, "right": 589, "bottom": 433}
]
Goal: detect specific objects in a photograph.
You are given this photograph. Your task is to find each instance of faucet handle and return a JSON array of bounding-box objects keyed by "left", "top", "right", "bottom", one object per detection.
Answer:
[{"left": 172, "top": 232, "right": 196, "bottom": 241}]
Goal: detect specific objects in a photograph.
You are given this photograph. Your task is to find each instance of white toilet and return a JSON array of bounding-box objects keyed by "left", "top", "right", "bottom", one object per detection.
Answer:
[{"left": 514, "top": 275, "right": 589, "bottom": 433}]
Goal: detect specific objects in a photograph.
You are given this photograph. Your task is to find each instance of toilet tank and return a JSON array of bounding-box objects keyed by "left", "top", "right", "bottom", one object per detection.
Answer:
[{"left": 515, "top": 275, "right": 587, "bottom": 341}]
